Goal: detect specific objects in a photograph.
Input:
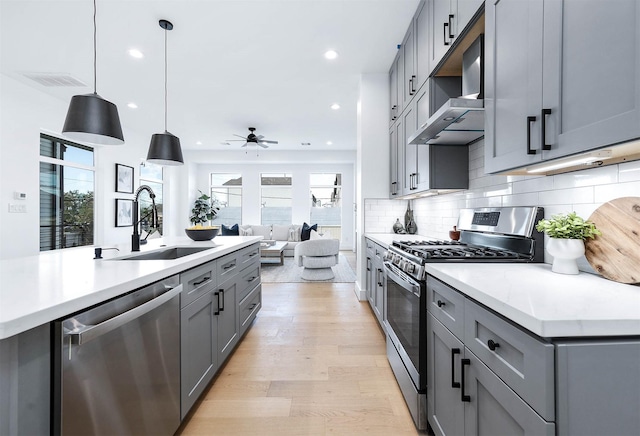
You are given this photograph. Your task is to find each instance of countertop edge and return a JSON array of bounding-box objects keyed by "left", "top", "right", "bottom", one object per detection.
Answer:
[{"left": 0, "top": 236, "right": 262, "bottom": 340}]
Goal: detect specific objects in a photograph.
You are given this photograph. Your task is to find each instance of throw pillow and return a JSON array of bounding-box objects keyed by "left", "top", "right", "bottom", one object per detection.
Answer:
[
  {"left": 301, "top": 222, "right": 318, "bottom": 241},
  {"left": 272, "top": 224, "right": 290, "bottom": 241},
  {"left": 288, "top": 225, "right": 301, "bottom": 242},
  {"left": 221, "top": 223, "right": 239, "bottom": 236},
  {"left": 309, "top": 229, "right": 324, "bottom": 240},
  {"left": 239, "top": 227, "right": 253, "bottom": 236}
]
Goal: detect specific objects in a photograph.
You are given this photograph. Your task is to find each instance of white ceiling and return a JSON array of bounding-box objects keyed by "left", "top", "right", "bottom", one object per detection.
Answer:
[{"left": 1, "top": 0, "right": 420, "bottom": 152}]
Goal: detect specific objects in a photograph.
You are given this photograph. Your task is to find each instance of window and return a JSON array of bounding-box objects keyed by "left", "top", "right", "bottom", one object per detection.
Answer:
[
  {"left": 39, "top": 134, "right": 94, "bottom": 251},
  {"left": 139, "top": 162, "right": 164, "bottom": 237},
  {"left": 310, "top": 173, "right": 341, "bottom": 240},
  {"left": 261, "top": 173, "right": 292, "bottom": 225},
  {"left": 210, "top": 173, "right": 242, "bottom": 225}
]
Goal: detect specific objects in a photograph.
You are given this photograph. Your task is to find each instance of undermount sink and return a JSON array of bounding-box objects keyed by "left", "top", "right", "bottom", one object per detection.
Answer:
[{"left": 115, "top": 246, "right": 215, "bottom": 260}]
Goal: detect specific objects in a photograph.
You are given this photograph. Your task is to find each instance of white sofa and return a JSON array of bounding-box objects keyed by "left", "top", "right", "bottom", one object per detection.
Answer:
[{"left": 239, "top": 224, "right": 303, "bottom": 257}]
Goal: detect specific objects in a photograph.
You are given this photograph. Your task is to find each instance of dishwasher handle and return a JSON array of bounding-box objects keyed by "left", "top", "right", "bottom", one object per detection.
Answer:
[{"left": 68, "top": 284, "right": 183, "bottom": 346}]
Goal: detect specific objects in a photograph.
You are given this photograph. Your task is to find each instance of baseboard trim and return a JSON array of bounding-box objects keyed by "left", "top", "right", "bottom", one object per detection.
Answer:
[{"left": 354, "top": 280, "right": 367, "bottom": 301}]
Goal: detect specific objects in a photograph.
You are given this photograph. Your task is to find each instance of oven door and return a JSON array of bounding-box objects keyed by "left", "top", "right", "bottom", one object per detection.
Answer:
[{"left": 383, "top": 261, "right": 426, "bottom": 391}]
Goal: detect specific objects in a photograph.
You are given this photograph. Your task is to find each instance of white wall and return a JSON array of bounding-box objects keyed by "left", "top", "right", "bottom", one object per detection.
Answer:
[
  {"left": 365, "top": 138, "right": 640, "bottom": 272},
  {"left": 181, "top": 150, "right": 356, "bottom": 250},
  {"left": 0, "top": 74, "right": 180, "bottom": 258},
  {"left": 356, "top": 73, "right": 391, "bottom": 297}
]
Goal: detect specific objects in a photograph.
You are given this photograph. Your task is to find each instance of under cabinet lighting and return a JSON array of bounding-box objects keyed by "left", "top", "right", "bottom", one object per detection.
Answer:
[{"left": 526, "top": 150, "right": 613, "bottom": 174}]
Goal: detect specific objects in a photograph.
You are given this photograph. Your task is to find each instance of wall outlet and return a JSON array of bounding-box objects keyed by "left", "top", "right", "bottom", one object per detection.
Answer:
[{"left": 8, "top": 204, "right": 27, "bottom": 213}]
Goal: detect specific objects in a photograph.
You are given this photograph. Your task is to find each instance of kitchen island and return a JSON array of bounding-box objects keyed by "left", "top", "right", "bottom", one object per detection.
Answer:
[{"left": 0, "top": 235, "right": 262, "bottom": 435}]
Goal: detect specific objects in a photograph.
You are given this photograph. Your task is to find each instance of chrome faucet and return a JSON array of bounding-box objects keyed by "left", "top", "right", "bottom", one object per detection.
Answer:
[{"left": 132, "top": 185, "right": 159, "bottom": 252}]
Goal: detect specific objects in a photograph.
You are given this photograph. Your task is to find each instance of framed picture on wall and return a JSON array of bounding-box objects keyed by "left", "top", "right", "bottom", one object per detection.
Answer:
[
  {"left": 115, "top": 199, "right": 133, "bottom": 227},
  {"left": 116, "top": 163, "right": 134, "bottom": 193}
]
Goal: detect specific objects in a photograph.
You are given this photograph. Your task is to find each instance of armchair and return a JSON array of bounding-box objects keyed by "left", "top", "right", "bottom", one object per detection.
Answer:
[{"left": 294, "top": 238, "right": 340, "bottom": 280}]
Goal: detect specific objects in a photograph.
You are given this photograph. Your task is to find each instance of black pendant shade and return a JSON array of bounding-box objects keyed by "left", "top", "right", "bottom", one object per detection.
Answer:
[
  {"left": 145, "top": 19, "right": 184, "bottom": 166},
  {"left": 147, "top": 131, "right": 184, "bottom": 165},
  {"left": 62, "top": 93, "right": 124, "bottom": 145}
]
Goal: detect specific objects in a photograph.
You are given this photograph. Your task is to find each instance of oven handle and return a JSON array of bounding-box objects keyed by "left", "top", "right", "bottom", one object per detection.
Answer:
[{"left": 384, "top": 262, "right": 420, "bottom": 297}]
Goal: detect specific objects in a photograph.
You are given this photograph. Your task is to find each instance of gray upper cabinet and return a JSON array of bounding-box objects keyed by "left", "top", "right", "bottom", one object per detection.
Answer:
[
  {"left": 390, "top": 123, "right": 401, "bottom": 197},
  {"left": 402, "top": 23, "right": 417, "bottom": 106},
  {"left": 484, "top": 0, "right": 544, "bottom": 173},
  {"left": 430, "top": 0, "right": 484, "bottom": 70},
  {"left": 389, "top": 54, "right": 400, "bottom": 124},
  {"left": 414, "top": 1, "right": 431, "bottom": 92},
  {"left": 485, "top": 0, "right": 640, "bottom": 174},
  {"left": 541, "top": 0, "right": 640, "bottom": 160},
  {"left": 403, "top": 103, "right": 418, "bottom": 194}
]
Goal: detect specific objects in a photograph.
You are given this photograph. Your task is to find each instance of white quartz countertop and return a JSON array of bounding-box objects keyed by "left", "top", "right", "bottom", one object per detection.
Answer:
[
  {"left": 0, "top": 236, "right": 261, "bottom": 340},
  {"left": 365, "top": 233, "right": 640, "bottom": 338}
]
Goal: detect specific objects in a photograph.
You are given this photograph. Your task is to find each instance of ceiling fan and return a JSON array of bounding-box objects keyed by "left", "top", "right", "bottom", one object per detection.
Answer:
[{"left": 226, "top": 127, "right": 278, "bottom": 149}]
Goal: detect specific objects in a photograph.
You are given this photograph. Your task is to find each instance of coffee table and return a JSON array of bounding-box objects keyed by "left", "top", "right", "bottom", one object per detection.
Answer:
[{"left": 259, "top": 241, "right": 287, "bottom": 265}]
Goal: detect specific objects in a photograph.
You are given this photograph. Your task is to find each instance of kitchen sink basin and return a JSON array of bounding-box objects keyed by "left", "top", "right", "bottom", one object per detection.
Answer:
[{"left": 115, "top": 246, "right": 215, "bottom": 260}]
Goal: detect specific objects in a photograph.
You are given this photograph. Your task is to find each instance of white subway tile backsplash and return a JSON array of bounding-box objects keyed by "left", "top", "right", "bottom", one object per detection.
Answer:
[
  {"left": 619, "top": 160, "right": 640, "bottom": 182},
  {"left": 594, "top": 180, "right": 640, "bottom": 203},
  {"left": 538, "top": 186, "right": 594, "bottom": 205},
  {"left": 501, "top": 192, "right": 539, "bottom": 207},
  {"left": 513, "top": 176, "right": 554, "bottom": 194},
  {"left": 553, "top": 165, "right": 618, "bottom": 189}
]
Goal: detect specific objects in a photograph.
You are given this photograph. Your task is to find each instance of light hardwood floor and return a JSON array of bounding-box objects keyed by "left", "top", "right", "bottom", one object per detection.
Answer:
[{"left": 177, "top": 280, "right": 424, "bottom": 435}]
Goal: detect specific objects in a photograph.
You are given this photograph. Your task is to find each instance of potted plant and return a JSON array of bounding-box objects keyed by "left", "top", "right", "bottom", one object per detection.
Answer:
[
  {"left": 186, "top": 191, "right": 220, "bottom": 241},
  {"left": 535, "top": 212, "right": 601, "bottom": 274}
]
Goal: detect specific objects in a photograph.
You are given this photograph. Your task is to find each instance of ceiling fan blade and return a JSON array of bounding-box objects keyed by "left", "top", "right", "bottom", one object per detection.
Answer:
[
  {"left": 256, "top": 135, "right": 264, "bottom": 140},
  {"left": 258, "top": 143, "right": 269, "bottom": 148},
  {"left": 260, "top": 140, "right": 278, "bottom": 144},
  {"left": 240, "top": 143, "right": 248, "bottom": 147},
  {"left": 233, "top": 134, "right": 248, "bottom": 139},
  {"left": 225, "top": 139, "right": 246, "bottom": 141}
]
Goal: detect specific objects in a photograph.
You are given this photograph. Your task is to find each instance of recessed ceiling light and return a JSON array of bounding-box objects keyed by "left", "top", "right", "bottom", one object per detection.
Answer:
[
  {"left": 128, "top": 49, "right": 144, "bottom": 59},
  {"left": 301, "top": 142, "right": 311, "bottom": 146},
  {"left": 330, "top": 103, "right": 340, "bottom": 110},
  {"left": 324, "top": 50, "right": 338, "bottom": 60},
  {"left": 326, "top": 141, "right": 333, "bottom": 145},
  {"left": 127, "top": 102, "right": 138, "bottom": 109},
  {"left": 196, "top": 141, "right": 202, "bottom": 145}
]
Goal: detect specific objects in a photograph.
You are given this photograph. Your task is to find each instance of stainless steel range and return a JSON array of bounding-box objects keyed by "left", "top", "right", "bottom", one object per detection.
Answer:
[{"left": 382, "top": 206, "right": 544, "bottom": 430}]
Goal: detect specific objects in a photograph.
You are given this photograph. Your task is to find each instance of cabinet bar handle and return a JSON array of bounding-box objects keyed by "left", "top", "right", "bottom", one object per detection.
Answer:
[
  {"left": 366, "top": 258, "right": 371, "bottom": 272},
  {"left": 214, "top": 291, "right": 220, "bottom": 315},
  {"left": 411, "top": 75, "right": 417, "bottom": 93},
  {"left": 444, "top": 22, "right": 450, "bottom": 46},
  {"left": 223, "top": 263, "right": 235, "bottom": 270},
  {"left": 193, "top": 276, "right": 211, "bottom": 286},
  {"left": 461, "top": 358, "right": 471, "bottom": 402},
  {"left": 541, "top": 108, "right": 552, "bottom": 150},
  {"left": 488, "top": 339, "right": 500, "bottom": 351},
  {"left": 437, "top": 300, "right": 446, "bottom": 308},
  {"left": 451, "top": 348, "right": 461, "bottom": 388},
  {"left": 448, "top": 14, "right": 455, "bottom": 39},
  {"left": 220, "top": 289, "right": 225, "bottom": 312},
  {"left": 527, "top": 116, "right": 537, "bottom": 155},
  {"left": 377, "top": 268, "right": 383, "bottom": 287}
]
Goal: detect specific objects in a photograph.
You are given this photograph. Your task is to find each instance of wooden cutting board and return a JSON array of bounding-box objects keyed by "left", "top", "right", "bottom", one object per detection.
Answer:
[{"left": 584, "top": 197, "right": 640, "bottom": 284}]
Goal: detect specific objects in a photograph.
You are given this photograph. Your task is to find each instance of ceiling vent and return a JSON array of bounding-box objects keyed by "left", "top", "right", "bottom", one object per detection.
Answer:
[{"left": 23, "top": 72, "right": 86, "bottom": 87}]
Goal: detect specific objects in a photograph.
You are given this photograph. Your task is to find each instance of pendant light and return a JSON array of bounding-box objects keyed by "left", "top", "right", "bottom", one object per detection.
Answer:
[
  {"left": 146, "top": 19, "right": 184, "bottom": 166},
  {"left": 62, "top": 0, "right": 124, "bottom": 145}
]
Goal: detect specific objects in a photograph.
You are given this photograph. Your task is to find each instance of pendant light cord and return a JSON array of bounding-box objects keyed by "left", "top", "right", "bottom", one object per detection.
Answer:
[
  {"left": 164, "top": 26, "right": 168, "bottom": 132},
  {"left": 93, "top": 0, "right": 97, "bottom": 94}
]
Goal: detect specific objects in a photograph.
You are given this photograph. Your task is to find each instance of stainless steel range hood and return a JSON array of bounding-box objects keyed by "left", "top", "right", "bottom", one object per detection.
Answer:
[
  {"left": 408, "top": 98, "right": 484, "bottom": 145},
  {"left": 409, "top": 35, "right": 484, "bottom": 146}
]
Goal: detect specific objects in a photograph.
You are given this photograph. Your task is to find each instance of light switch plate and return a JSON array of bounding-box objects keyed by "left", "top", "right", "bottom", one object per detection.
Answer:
[{"left": 8, "top": 204, "right": 27, "bottom": 213}]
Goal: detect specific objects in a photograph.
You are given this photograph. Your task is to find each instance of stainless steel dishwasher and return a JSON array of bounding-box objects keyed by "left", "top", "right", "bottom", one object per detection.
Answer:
[{"left": 53, "top": 275, "right": 182, "bottom": 436}]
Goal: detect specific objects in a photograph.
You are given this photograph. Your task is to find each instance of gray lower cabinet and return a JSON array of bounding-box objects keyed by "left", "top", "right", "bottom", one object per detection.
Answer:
[
  {"left": 365, "top": 239, "right": 386, "bottom": 329},
  {"left": 427, "top": 274, "right": 640, "bottom": 435},
  {"left": 180, "top": 290, "right": 217, "bottom": 418},
  {"left": 180, "top": 242, "right": 261, "bottom": 419}
]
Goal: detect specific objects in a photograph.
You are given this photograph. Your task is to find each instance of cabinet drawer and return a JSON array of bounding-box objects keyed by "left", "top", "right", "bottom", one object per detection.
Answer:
[
  {"left": 464, "top": 299, "right": 555, "bottom": 421},
  {"left": 239, "top": 284, "right": 261, "bottom": 337},
  {"left": 180, "top": 260, "right": 217, "bottom": 308},
  {"left": 365, "top": 239, "right": 375, "bottom": 254},
  {"left": 217, "top": 253, "right": 239, "bottom": 284},
  {"left": 238, "top": 243, "right": 260, "bottom": 269},
  {"left": 427, "top": 277, "right": 465, "bottom": 340},
  {"left": 238, "top": 264, "right": 260, "bottom": 302}
]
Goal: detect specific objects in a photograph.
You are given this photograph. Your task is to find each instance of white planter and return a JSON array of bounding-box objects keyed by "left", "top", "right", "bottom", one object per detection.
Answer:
[{"left": 546, "top": 238, "right": 585, "bottom": 275}]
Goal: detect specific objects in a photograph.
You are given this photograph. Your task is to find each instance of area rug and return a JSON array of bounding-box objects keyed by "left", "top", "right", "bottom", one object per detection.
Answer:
[{"left": 260, "top": 254, "right": 357, "bottom": 283}]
